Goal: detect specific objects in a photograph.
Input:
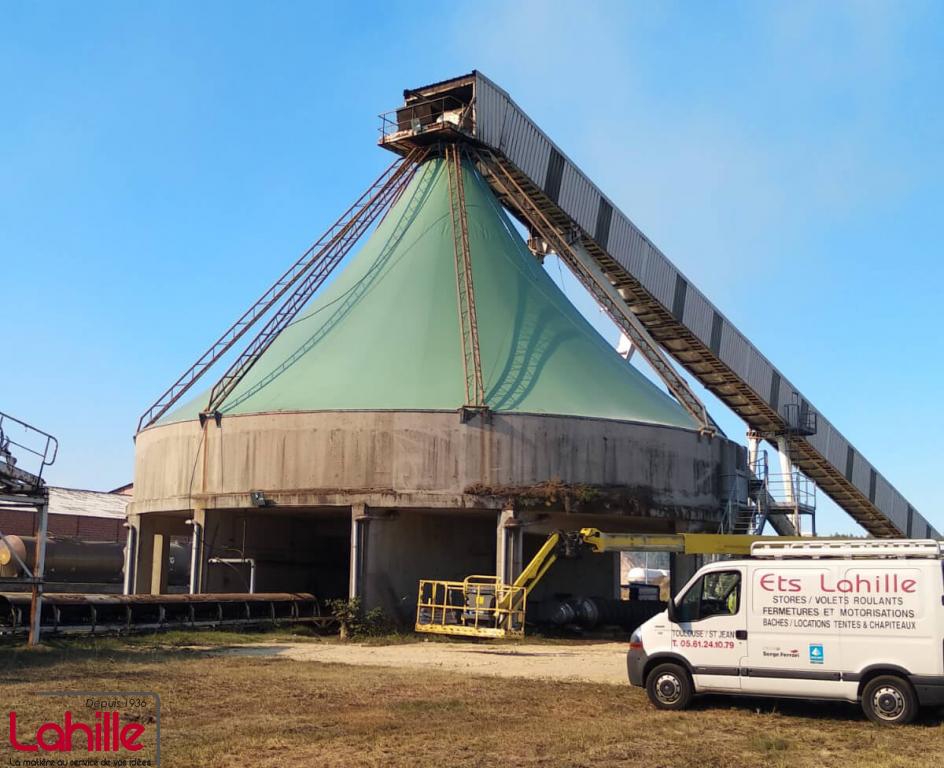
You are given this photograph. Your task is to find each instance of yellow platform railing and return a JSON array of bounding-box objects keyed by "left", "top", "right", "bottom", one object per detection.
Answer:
[{"left": 415, "top": 575, "right": 526, "bottom": 639}]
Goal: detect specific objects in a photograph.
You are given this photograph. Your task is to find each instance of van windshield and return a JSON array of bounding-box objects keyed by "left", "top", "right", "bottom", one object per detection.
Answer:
[{"left": 676, "top": 570, "right": 740, "bottom": 622}]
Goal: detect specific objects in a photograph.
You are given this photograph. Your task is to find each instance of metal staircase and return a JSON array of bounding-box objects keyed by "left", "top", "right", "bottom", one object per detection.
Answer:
[{"left": 721, "top": 446, "right": 817, "bottom": 536}]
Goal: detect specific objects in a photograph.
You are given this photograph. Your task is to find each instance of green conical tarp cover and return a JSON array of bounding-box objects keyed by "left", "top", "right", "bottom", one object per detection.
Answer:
[{"left": 165, "top": 158, "right": 696, "bottom": 430}]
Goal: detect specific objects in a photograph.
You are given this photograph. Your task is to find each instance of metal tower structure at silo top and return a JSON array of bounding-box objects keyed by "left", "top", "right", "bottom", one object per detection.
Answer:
[{"left": 376, "top": 71, "right": 933, "bottom": 540}]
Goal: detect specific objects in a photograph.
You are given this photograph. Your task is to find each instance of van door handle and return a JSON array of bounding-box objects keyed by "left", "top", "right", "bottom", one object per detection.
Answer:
[{"left": 735, "top": 630, "right": 748, "bottom": 641}]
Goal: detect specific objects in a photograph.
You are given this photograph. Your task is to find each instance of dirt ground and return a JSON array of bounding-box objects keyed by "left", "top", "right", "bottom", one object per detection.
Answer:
[{"left": 226, "top": 639, "right": 630, "bottom": 684}]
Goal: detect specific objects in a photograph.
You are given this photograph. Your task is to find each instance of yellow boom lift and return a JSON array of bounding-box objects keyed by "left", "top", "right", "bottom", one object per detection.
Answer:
[{"left": 415, "top": 528, "right": 784, "bottom": 639}]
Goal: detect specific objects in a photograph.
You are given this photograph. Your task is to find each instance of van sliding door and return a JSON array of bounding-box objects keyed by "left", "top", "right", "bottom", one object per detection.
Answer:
[{"left": 741, "top": 563, "right": 842, "bottom": 697}]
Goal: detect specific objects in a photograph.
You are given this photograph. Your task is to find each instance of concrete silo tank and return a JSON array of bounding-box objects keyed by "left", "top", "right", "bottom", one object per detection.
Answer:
[{"left": 130, "top": 155, "right": 745, "bottom": 622}]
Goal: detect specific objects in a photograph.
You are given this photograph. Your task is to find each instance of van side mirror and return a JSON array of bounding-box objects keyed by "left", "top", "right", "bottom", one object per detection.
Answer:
[{"left": 666, "top": 593, "right": 677, "bottom": 623}]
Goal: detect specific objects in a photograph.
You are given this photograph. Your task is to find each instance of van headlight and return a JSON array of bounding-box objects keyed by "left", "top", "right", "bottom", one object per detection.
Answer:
[{"left": 629, "top": 629, "right": 642, "bottom": 649}]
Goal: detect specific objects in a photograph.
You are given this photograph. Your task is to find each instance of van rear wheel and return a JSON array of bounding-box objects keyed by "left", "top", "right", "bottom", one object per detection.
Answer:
[
  {"left": 645, "top": 663, "right": 693, "bottom": 710},
  {"left": 861, "top": 675, "right": 917, "bottom": 725}
]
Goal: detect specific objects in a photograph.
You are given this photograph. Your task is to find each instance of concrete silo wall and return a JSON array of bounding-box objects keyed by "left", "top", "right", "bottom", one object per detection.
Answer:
[
  {"left": 132, "top": 410, "right": 740, "bottom": 516},
  {"left": 128, "top": 410, "right": 742, "bottom": 621}
]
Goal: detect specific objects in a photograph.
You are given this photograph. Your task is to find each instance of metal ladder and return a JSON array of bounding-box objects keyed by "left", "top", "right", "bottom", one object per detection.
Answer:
[{"left": 444, "top": 143, "right": 487, "bottom": 419}]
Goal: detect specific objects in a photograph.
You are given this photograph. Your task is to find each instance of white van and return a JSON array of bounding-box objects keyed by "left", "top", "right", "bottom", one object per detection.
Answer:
[{"left": 627, "top": 539, "right": 944, "bottom": 725}]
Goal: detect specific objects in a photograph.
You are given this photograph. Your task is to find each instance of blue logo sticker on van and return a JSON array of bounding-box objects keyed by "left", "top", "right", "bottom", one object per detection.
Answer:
[{"left": 809, "top": 643, "right": 824, "bottom": 664}]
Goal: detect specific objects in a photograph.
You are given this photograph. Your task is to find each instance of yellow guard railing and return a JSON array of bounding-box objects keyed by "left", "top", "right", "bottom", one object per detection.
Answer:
[{"left": 416, "top": 575, "right": 526, "bottom": 638}]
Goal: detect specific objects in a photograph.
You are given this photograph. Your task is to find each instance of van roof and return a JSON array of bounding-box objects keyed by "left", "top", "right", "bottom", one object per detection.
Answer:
[{"left": 750, "top": 539, "right": 942, "bottom": 560}]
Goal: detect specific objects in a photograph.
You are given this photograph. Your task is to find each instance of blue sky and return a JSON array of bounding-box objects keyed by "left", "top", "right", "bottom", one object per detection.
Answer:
[{"left": 2, "top": 2, "right": 941, "bottom": 535}]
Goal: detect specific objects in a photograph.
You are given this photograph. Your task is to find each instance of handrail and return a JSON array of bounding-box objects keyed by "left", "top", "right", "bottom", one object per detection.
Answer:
[
  {"left": 0, "top": 411, "right": 58, "bottom": 484},
  {"left": 379, "top": 95, "right": 474, "bottom": 141}
]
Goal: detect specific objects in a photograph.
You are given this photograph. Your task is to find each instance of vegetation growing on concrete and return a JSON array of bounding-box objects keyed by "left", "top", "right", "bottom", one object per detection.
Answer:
[{"left": 465, "top": 477, "right": 662, "bottom": 515}]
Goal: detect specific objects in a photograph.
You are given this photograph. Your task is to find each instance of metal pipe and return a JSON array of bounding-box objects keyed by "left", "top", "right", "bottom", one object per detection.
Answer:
[
  {"left": 122, "top": 524, "right": 136, "bottom": 595},
  {"left": 208, "top": 557, "right": 256, "bottom": 594},
  {"left": 776, "top": 436, "right": 798, "bottom": 532},
  {"left": 349, "top": 515, "right": 360, "bottom": 599},
  {"left": 185, "top": 520, "right": 202, "bottom": 595}
]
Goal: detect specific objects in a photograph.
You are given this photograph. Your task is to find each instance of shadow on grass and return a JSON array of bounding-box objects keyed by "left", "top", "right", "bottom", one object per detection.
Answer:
[
  {"left": 0, "top": 639, "right": 181, "bottom": 673},
  {"left": 0, "top": 626, "right": 331, "bottom": 671},
  {"left": 694, "top": 693, "right": 944, "bottom": 727}
]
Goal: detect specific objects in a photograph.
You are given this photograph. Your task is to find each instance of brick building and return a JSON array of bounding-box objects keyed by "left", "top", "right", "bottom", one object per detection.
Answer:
[{"left": 0, "top": 486, "right": 129, "bottom": 543}]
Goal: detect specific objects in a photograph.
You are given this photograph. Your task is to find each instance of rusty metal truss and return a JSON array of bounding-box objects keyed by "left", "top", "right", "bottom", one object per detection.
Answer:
[{"left": 136, "top": 148, "right": 429, "bottom": 430}]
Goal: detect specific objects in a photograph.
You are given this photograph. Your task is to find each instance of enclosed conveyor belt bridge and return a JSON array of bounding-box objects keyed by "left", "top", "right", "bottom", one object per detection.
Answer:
[{"left": 377, "top": 71, "right": 933, "bottom": 539}]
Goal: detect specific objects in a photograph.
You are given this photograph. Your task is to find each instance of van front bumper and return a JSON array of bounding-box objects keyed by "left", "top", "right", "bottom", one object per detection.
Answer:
[{"left": 627, "top": 645, "right": 648, "bottom": 687}]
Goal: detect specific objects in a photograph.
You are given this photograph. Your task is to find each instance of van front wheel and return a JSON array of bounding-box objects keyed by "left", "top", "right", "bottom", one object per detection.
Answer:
[
  {"left": 861, "top": 675, "right": 917, "bottom": 725},
  {"left": 645, "top": 663, "right": 693, "bottom": 710}
]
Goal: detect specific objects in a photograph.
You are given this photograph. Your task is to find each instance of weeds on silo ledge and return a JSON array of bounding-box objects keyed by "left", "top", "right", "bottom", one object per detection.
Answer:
[
  {"left": 327, "top": 597, "right": 392, "bottom": 640},
  {"left": 464, "top": 478, "right": 656, "bottom": 514}
]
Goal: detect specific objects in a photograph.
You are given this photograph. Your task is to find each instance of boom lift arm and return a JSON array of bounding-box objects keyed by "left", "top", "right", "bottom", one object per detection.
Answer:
[{"left": 416, "top": 528, "right": 787, "bottom": 639}]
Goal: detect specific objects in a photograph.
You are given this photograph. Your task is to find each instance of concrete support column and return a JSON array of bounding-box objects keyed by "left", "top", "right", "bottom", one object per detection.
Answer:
[
  {"left": 349, "top": 503, "right": 368, "bottom": 601},
  {"left": 495, "top": 509, "right": 523, "bottom": 584},
  {"left": 150, "top": 533, "right": 170, "bottom": 596},
  {"left": 669, "top": 552, "right": 701, "bottom": 598},
  {"left": 133, "top": 514, "right": 157, "bottom": 595}
]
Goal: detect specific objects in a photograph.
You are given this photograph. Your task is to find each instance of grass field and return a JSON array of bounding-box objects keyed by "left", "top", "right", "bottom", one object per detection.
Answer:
[{"left": 2, "top": 633, "right": 942, "bottom": 767}]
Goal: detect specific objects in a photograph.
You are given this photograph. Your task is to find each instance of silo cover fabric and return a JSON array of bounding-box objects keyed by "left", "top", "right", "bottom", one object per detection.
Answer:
[{"left": 164, "top": 158, "right": 696, "bottom": 430}]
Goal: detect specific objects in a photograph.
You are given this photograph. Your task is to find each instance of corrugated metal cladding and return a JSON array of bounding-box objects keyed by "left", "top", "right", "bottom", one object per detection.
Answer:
[
  {"left": 885, "top": 489, "right": 909, "bottom": 533},
  {"left": 594, "top": 198, "right": 613, "bottom": 249},
  {"left": 505, "top": 112, "right": 550, "bottom": 182},
  {"left": 806, "top": 415, "right": 845, "bottom": 469},
  {"left": 544, "top": 149, "right": 565, "bottom": 203},
  {"left": 775, "top": 376, "right": 798, "bottom": 418},
  {"left": 709, "top": 311, "right": 723, "bottom": 355},
  {"left": 558, "top": 163, "right": 598, "bottom": 233},
  {"left": 470, "top": 72, "right": 935, "bottom": 537},
  {"left": 873, "top": 475, "right": 893, "bottom": 516},
  {"left": 473, "top": 75, "right": 507, "bottom": 149},
  {"left": 851, "top": 455, "right": 872, "bottom": 499},
  {"left": 641, "top": 254, "right": 677, "bottom": 310},
  {"left": 681, "top": 286, "right": 713, "bottom": 347},
  {"left": 823, "top": 427, "right": 849, "bottom": 476},
  {"left": 672, "top": 275, "right": 688, "bottom": 322},
  {"left": 614, "top": 216, "right": 652, "bottom": 278},
  {"left": 718, "top": 323, "right": 750, "bottom": 382},
  {"left": 768, "top": 371, "right": 782, "bottom": 411},
  {"left": 745, "top": 348, "right": 773, "bottom": 403}
]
